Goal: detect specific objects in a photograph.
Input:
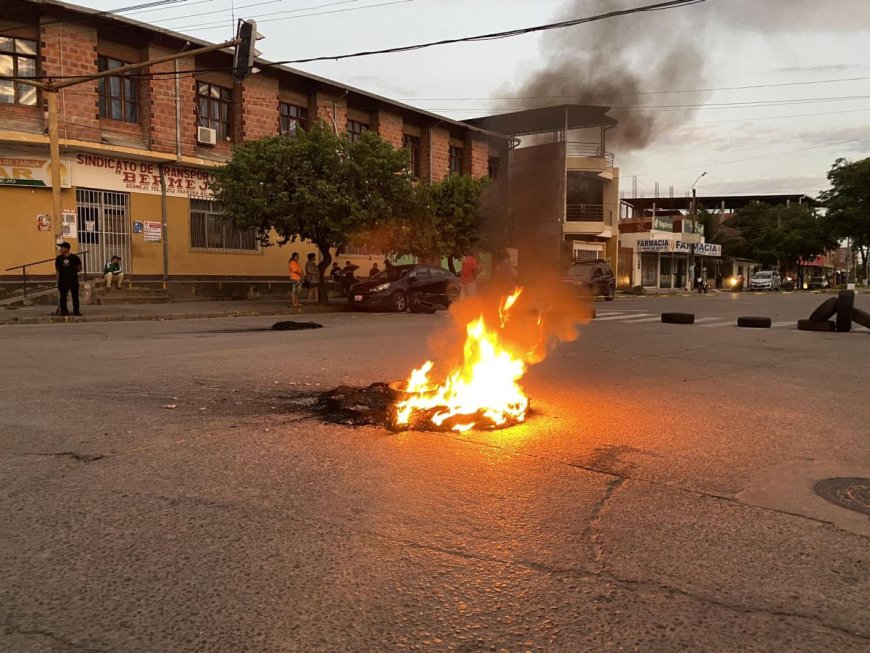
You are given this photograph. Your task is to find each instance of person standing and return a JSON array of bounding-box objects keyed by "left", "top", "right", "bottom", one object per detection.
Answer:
[
  {"left": 55, "top": 242, "right": 83, "bottom": 316},
  {"left": 103, "top": 255, "right": 124, "bottom": 289},
  {"left": 288, "top": 252, "right": 303, "bottom": 308},
  {"left": 368, "top": 262, "right": 380, "bottom": 278},
  {"left": 304, "top": 253, "right": 319, "bottom": 303},
  {"left": 460, "top": 250, "right": 480, "bottom": 299}
]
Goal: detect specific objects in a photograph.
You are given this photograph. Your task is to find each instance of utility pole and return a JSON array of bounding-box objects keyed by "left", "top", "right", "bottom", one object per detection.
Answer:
[{"left": 689, "top": 171, "right": 707, "bottom": 291}]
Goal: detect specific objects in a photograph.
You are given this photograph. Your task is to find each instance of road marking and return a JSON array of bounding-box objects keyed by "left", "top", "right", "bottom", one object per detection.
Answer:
[
  {"left": 699, "top": 320, "right": 734, "bottom": 327},
  {"left": 621, "top": 316, "right": 664, "bottom": 323},
  {"left": 694, "top": 317, "right": 725, "bottom": 323},
  {"left": 594, "top": 313, "right": 654, "bottom": 322},
  {"left": 771, "top": 321, "right": 795, "bottom": 328}
]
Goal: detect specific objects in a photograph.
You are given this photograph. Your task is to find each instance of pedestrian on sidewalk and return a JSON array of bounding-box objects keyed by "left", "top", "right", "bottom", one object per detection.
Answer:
[
  {"left": 369, "top": 262, "right": 380, "bottom": 278},
  {"left": 304, "top": 253, "right": 319, "bottom": 303},
  {"left": 55, "top": 242, "right": 82, "bottom": 316},
  {"left": 288, "top": 252, "right": 303, "bottom": 308},
  {"left": 460, "top": 250, "right": 480, "bottom": 299},
  {"left": 103, "top": 255, "right": 124, "bottom": 289}
]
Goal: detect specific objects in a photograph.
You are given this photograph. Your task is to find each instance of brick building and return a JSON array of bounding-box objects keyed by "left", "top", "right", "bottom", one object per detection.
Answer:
[{"left": 0, "top": 0, "right": 505, "bottom": 295}]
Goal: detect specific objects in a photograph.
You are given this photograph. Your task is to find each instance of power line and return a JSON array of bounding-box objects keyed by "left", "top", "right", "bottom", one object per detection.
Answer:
[
  {"left": 265, "top": 0, "right": 708, "bottom": 65},
  {"left": 149, "top": 0, "right": 365, "bottom": 24}
]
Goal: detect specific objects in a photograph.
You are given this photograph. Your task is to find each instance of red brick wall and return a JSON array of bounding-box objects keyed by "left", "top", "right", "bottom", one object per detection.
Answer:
[
  {"left": 145, "top": 49, "right": 196, "bottom": 156},
  {"left": 426, "top": 126, "right": 450, "bottom": 182},
  {"left": 240, "top": 74, "right": 279, "bottom": 141},
  {"left": 40, "top": 19, "right": 99, "bottom": 142},
  {"left": 314, "top": 92, "right": 347, "bottom": 135},
  {"left": 373, "top": 109, "right": 403, "bottom": 148},
  {"left": 465, "top": 135, "right": 489, "bottom": 179}
]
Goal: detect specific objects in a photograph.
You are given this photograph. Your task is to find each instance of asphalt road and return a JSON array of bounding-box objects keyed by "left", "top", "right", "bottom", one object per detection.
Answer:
[{"left": 1, "top": 292, "right": 868, "bottom": 652}]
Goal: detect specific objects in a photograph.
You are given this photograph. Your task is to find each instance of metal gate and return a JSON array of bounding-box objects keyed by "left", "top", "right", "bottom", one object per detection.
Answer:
[{"left": 76, "top": 189, "right": 131, "bottom": 276}]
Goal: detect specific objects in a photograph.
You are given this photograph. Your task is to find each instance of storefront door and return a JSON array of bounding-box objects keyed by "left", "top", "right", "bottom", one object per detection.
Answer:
[
  {"left": 659, "top": 255, "right": 672, "bottom": 289},
  {"left": 641, "top": 254, "right": 657, "bottom": 287},
  {"left": 76, "top": 189, "right": 132, "bottom": 276}
]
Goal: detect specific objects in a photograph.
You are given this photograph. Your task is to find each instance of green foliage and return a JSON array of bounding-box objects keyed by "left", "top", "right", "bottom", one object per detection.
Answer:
[
  {"left": 725, "top": 201, "right": 836, "bottom": 268},
  {"left": 818, "top": 157, "right": 870, "bottom": 278},
  {"left": 210, "top": 122, "right": 414, "bottom": 302},
  {"left": 368, "top": 174, "right": 491, "bottom": 264}
]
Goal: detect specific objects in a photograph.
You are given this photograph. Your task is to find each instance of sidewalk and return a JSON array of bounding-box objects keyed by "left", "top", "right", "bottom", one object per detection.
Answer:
[{"left": 0, "top": 298, "right": 349, "bottom": 326}]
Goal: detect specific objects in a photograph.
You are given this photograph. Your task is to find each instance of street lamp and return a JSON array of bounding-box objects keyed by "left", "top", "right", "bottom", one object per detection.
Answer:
[{"left": 689, "top": 172, "right": 708, "bottom": 290}]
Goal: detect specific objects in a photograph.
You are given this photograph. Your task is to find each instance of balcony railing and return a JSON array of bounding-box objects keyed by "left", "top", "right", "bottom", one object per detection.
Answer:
[
  {"left": 566, "top": 142, "right": 614, "bottom": 167},
  {"left": 566, "top": 204, "right": 612, "bottom": 222}
]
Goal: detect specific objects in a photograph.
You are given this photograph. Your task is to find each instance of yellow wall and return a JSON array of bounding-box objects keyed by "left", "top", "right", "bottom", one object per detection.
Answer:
[{"left": 0, "top": 186, "right": 77, "bottom": 277}]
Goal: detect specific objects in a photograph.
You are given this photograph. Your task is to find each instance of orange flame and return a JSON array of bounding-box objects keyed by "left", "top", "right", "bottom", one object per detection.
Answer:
[{"left": 394, "top": 289, "right": 531, "bottom": 432}]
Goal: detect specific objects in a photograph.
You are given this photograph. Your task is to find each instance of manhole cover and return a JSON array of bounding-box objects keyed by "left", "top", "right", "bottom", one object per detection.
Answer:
[{"left": 813, "top": 477, "right": 870, "bottom": 516}]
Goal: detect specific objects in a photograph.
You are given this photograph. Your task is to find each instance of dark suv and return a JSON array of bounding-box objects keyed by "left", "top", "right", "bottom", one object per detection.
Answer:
[{"left": 564, "top": 259, "right": 616, "bottom": 301}]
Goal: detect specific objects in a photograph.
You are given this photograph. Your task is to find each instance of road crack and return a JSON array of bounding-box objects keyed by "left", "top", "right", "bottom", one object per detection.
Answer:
[{"left": 2, "top": 622, "right": 107, "bottom": 652}]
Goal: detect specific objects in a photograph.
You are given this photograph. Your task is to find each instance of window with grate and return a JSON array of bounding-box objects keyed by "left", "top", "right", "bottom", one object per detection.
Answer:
[
  {"left": 0, "top": 36, "right": 38, "bottom": 106},
  {"left": 190, "top": 199, "right": 258, "bottom": 252},
  {"left": 487, "top": 156, "right": 500, "bottom": 181},
  {"left": 98, "top": 56, "right": 139, "bottom": 123},
  {"left": 403, "top": 134, "right": 420, "bottom": 178},
  {"left": 279, "top": 102, "right": 307, "bottom": 137},
  {"left": 448, "top": 146, "right": 464, "bottom": 175},
  {"left": 196, "top": 82, "right": 232, "bottom": 140},
  {"left": 346, "top": 119, "right": 368, "bottom": 143}
]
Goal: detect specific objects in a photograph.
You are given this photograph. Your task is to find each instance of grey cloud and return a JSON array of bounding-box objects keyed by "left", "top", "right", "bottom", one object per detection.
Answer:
[
  {"left": 703, "top": 175, "right": 830, "bottom": 196},
  {"left": 710, "top": 0, "right": 870, "bottom": 32}
]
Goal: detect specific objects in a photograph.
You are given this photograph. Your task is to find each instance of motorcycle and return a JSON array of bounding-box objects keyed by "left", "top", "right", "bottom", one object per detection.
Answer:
[{"left": 696, "top": 277, "right": 708, "bottom": 294}]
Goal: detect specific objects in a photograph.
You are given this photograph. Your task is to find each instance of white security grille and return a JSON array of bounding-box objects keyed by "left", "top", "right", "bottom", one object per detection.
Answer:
[{"left": 76, "top": 189, "right": 131, "bottom": 276}]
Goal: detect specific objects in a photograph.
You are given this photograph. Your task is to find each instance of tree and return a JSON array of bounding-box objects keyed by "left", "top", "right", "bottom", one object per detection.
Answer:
[
  {"left": 368, "top": 174, "right": 491, "bottom": 271},
  {"left": 211, "top": 122, "right": 414, "bottom": 303},
  {"left": 726, "top": 201, "right": 835, "bottom": 272},
  {"left": 818, "top": 157, "right": 870, "bottom": 282}
]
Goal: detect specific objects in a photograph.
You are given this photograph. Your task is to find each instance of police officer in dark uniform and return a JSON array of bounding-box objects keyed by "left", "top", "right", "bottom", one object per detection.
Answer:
[{"left": 55, "top": 242, "right": 83, "bottom": 316}]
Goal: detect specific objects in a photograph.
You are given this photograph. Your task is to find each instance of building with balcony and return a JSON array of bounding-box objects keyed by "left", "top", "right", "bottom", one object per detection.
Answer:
[
  {"left": 466, "top": 105, "right": 621, "bottom": 275},
  {"left": 0, "top": 0, "right": 508, "bottom": 292}
]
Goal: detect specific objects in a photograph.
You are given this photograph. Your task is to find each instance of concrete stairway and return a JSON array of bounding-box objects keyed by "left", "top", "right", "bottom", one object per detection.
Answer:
[{"left": 93, "top": 285, "right": 172, "bottom": 305}]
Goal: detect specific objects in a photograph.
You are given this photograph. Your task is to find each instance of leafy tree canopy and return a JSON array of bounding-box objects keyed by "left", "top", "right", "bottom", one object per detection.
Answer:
[
  {"left": 818, "top": 157, "right": 870, "bottom": 279},
  {"left": 211, "top": 122, "right": 414, "bottom": 301}
]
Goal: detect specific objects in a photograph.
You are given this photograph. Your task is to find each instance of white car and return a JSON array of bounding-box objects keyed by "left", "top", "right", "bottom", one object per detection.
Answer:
[{"left": 748, "top": 270, "right": 781, "bottom": 291}]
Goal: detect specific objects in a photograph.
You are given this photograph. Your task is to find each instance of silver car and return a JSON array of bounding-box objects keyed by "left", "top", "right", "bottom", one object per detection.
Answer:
[{"left": 748, "top": 270, "right": 781, "bottom": 291}]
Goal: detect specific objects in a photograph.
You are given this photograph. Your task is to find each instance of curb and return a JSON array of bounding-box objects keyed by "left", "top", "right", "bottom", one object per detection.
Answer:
[{"left": 0, "top": 305, "right": 350, "bottom": 326}]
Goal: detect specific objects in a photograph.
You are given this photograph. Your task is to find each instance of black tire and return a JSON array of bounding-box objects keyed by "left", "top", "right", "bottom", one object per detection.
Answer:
[
  {"left": 836, "top": 290, "right": 855, "bottom": 332},
  {"left": 853, "top": 307, "right": 870, "bottom": 329},
  {"left": 604, "top": 285, "right": 615, "bottom": 301},
  {"left": 797, "top": 319, "right": 835, "bottom": 332},
  {"left": 737, "top": 316, "right": 772, "bottom": 328},
  {"left": 661, "top": 312, "right": 695, "bottom": 325},
  {"left": 808, "top": 297, "right": 838, "bottom": 322},
  {"left": 392, "top": 291, "right": 408, "bottom": 313}
]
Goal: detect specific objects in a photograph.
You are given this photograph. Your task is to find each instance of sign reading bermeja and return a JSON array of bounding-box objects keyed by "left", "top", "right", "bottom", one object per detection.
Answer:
[
  {"left": 74, "top": 154, "right": 214, "bottom": 199},
  {"left": 0, "top": 152, "right": 214, "bottom": 198}
]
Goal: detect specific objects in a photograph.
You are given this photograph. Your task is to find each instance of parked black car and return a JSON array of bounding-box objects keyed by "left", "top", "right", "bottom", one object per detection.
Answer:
[
  {"left": 349, "top": 264, "right": 460, "bottom": 312},
  {"left": 564, "top": 259, "right": 616, "bottom": 301}
]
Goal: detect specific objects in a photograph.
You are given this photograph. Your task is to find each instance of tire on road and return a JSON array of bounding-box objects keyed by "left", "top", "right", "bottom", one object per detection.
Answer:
[
  {"left": 808, "top": 297, "right": 838, "bottom": 322},
  {"left": 853, "top": 307, "right": 870, "bottom": 330},
  {"left": 661, "top": 312, "right": 695, "bottom": 325},
  {"left": 737, "top": 316, "right": 772, "bottom": 328},
  {"left": 836, "top": 289, "right": 855, "bottom": 332},
  {"left": 797, "top": 319, "right": 835, "bottom": 332}
]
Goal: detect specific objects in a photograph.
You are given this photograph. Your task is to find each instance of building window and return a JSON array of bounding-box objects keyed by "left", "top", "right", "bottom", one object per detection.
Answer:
[
  {"left": 346, "top": 119, "right": 368, "bottom": 143},
  {"left": 196, "top": 81, "right": 232, "bottom": 140},
  {"left": 190, "top": 199, "right": 258, "bottom": 252},
  {"left": 279, "top": 102, "right": 307, "bottom": 137},
  {"left": 403, "top": 134, "right": 420, "bottom": 178},
  {"left": 487, "top": 156, "right": 500, "bottom": 180},
  {"left": 0, "top": 36, "right": 38, "bottom": 106},
  {"left": 97, "top": 56, "right": 139, "bottom": 123},
  {"left": 448, "top": 146, "right": 464, "bottom": 175}
]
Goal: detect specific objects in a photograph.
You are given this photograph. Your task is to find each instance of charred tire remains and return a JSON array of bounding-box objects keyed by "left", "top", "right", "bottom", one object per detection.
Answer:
[
  {"left": 853, "top": 307, "right": 870, "bottom": 330},
  {"left": 661, "top": 312, "right": 695, "bottom": 325},
  {"left": 836, "top": 290, "right": 855, "bottom": 333},
  {"left": 737, "top": 316, "right": 772, "bottom": 329},
  {"left": 808, "top": 297, "right": 838, "bottom": 322},
  {"left": 271, "top": 321, "right": 323, "bottom": 331},
  {"left": 797, "top": 319, "right": 836, "bottom": 332}
]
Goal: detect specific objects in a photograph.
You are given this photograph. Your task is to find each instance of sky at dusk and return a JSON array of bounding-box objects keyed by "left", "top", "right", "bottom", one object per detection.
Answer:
[{"left": 82, "top": 0, "right": 870, "bottom": 199}]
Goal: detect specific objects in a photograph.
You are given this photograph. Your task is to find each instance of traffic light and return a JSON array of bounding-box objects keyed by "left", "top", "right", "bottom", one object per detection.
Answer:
[{"left": 233, "top": 19, "right": 261, "bottom": 80}]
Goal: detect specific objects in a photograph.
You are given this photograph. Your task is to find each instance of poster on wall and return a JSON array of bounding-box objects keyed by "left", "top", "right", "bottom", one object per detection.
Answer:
[
  {"left": 0, "top": 157, "right": 71, "bottom": 188},
  {"left": 61, "top": 210, "right": 77, "bottom": 239},
  {"left": 37, "top": 214, "right": 51, "bottom": 231},
  {"left": 143, "top": 221, "right": 162, "bottom": 242}
]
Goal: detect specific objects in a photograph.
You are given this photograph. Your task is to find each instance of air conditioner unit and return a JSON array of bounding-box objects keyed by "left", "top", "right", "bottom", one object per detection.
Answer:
[{"left": 197, "top": 126, "right": 217, "bottom": 146}]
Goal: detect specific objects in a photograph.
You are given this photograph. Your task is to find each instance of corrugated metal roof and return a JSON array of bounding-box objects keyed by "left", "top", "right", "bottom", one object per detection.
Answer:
[{"left": 465, "top": 104, "right": 618, "bottom": 136}]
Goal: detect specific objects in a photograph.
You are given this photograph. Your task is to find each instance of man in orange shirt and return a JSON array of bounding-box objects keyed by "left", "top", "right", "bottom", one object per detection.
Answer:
[
  {"left": 288, "top": 252, "right": 303, "bottom": 308},
  {"left": 460, "top": 250, "right": 480, "bottom": 299}
]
